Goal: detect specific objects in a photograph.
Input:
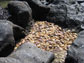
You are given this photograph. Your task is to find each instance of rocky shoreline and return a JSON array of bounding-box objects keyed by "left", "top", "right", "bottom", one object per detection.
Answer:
[{"left": 0, "top": 0, "right": 84, "bottom": 63}]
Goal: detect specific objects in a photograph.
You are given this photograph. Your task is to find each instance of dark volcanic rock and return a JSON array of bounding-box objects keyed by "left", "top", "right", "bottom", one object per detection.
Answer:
[
  {"left": 19, "top": 0, "right": 50, "bottom": 20},
  {"left": 0, "top": 6, "right": 9, "bottom": 20},
  {"left": 77, "top": 0, "right": 84, "bottom": 4},
  {"left": 13, "top": 24, "right": 26, "bottom": 42},
  {"left": 48, "top": 0, "right": 84, "bottom": 4},
  {"left": 10, "top": 42, "right": 55, "bottom": 63},
  {"left": 31, "top": 0, "right": 84, "bottom": 29},
  {"left": 46, "top": 1, "right": 84, "bottom": 29},
  {"left": 0, "top": 20, "right": 15, "bottom": 57},
  {"left": 8, "top": 1, "right": 33, "bottom": 28},
  {"left": 66, "top": 2, "right": 84, "bottom": 29},
  {"left": 65, "top": 30, "right": 84, "bottom": 63},
  {"left": 14, "top": 0, "right": 84, "bottom": 29},
  {"left": 0, "top": 20, "right": 26, "bottom": 57},
  {"left": 46, "top": 2, "right": 67, "bottom": 27}
]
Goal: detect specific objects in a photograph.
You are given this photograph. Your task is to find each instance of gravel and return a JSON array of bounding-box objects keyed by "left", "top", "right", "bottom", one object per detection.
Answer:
[{"left": 15, "top": 21, "right": 77, "bottom": 63}]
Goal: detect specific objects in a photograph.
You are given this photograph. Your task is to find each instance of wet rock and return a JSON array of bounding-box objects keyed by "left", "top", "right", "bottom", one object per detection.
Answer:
[
  {"left": 10, "top": 42, "right": 55, "bottom": 63},
  {"left": 65, "top": 30, "right": 84, "bottom": 63},
  {"left": 8, "top": 1, "right": 33, "bottom": 28},
  {"left": 19, "top": 0, "right": 50, "bottom": 20}
]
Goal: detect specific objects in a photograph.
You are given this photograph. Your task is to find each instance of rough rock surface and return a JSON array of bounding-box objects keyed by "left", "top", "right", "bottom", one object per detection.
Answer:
[
  {"left": 9, "top": 42, "right": 54, "bottom": 63},
  {"left": 0, "top": 42, "right": 54, "bottom": 63},
  {"left": 46, "top": 1, "right": 84, "bottom": 30},
  {"left": 13, "top": 23, "right": 26, "bottom": 42},
  {"left": 0, "top": 0, "right": 82, "bottom": 63},
  {"left": 8, "top": 1, "right": 33, "bottom": 28},
  {"left": 66, "top": 2, "right": 84, "bottom": 28},
  {"left": 17, "top": 0, "right": 84, "bottom": 30},
  {"left": 46, "top": 2, "right": 67, "bottom": 27},
  {"left": 0, "top": 20, "right": 15, "bottom": 57},
  {"left": 0, "top": 20, "right": 26, "bottom": 57},
  {"left": 0, "top": 6, "right": 9, "bottom": 20},
  {"left": 0, "top": 57, "right": 21, "bottom": 63},
  {"left": 45, "top": 0, "right": 84, "bottom": 4},
  {"left": 65, "top": 30, "right": 84, "bottom": 63},
  {"left": 19, "top": 0, "right": 50, "bottom": 20}
]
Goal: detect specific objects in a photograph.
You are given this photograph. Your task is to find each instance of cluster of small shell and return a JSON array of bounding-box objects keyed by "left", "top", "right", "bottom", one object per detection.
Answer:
[{"left": 15, "top": 21, "right": 77, "bottom": 63}]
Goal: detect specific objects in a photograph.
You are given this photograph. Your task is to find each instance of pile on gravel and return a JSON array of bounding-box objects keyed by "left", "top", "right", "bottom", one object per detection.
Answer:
[{"left": 15, "top": 21, "right": 77, "bottom": 63}]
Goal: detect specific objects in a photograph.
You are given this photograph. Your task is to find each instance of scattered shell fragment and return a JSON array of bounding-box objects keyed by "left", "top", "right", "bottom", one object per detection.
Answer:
[{"left": 15, "top": 21, "right": 77, "bottom": 63}]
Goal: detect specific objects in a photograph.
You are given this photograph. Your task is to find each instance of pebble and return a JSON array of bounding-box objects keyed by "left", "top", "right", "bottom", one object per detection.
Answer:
[{"left": 15, "top": 21, "right": 77, "bottom": 63}]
